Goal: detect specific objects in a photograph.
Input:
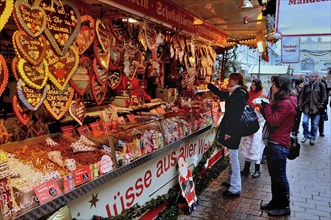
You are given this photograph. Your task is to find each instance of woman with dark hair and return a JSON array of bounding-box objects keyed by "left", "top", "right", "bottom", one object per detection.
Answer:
[
  {"left": 240, "top": 79, "right": 267, "bottom": 178},
  {"left": 208, "top": 72, "right": 248, "bottom": 197},
  {"left": 260, "top": 75, "right": 297, "bottom": 216}
]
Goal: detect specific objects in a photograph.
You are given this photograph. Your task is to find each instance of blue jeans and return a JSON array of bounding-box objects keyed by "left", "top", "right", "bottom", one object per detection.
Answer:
[
  {"left": 228, "top": 149, "right": 241, "bottom": 194},
  {"left": 302, "top": 113, "right": 321, "bottom": 141},
  {"left": 266, "top": 143, "right": 290, "bottom": 207}
]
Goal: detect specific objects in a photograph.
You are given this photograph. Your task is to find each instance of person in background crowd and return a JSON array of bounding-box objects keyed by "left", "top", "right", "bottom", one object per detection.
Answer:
[
  {"left": 260, "top": 75, "right": 297, "bottom": 216},
  {"left": 298, "top": 70, "right": 327, "bottom": 145},
  {"left": 240, "top": 79, "right": 267, "bottom": 178},
  {"left": 208, "top": 73, "right": 248, "bottom": 198},
  {"left": 291, "top": 78, "right": 304, "bottom": 136},
  {"left": 318, "top": 77, "right": 328, "bottom": 136}
]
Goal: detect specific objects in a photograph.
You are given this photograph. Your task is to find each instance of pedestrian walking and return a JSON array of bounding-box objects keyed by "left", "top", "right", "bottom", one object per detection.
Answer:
[
  {"left": 207, "top": 72, "right": 248, "bottom": 198},
  {"left": 240, "top": 79, "right": 267, "bottom": 178},
  {"left": 318, "top": 77, "right": 329, "bottom": 136},
  {"left": 298, "top": 70, "right": 327, "bottom": 145},
  {"left": 291, "top": 78, "right": 304, "bottom": 136},
  {"left": 260, "top": 75, "right": 297, "bottom": 217}
]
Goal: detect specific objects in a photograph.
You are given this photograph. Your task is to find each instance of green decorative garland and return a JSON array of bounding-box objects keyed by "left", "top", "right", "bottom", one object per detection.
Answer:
[{"left": 92, "top": 139, "right": 229, "bottom": 220}]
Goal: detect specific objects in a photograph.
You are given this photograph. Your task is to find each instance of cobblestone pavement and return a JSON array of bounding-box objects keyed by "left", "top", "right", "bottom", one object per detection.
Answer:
[{"left": 179, "top": 109, "right": 331, "bottom": 220}]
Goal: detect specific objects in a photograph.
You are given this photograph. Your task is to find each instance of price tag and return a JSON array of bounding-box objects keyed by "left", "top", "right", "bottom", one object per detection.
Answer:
[
  {"left": 100, "top": 155, "right": 113, "bottom": 174},
  {"left": 73, "top": 165, "right": 92, "bottom": 186},
  {"left": 60, "top": 125, "right": 76, "bottom": 137},
  {"left": 34, "top": 179, "right": 62, "bottom": 204}
]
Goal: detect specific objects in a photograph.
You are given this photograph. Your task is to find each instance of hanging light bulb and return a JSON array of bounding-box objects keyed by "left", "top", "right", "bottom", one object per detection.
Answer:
[{"left": 239, "top": 0, "right": 253, "bottom": 9}]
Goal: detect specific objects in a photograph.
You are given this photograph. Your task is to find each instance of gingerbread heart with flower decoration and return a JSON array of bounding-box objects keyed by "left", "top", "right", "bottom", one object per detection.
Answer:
[
  {"left": 45, "top": 42, "right": 79, "bottom": 91},
  {"left": 36, "top": 0, "right": 81, "bottom": 56},
  {"left": 69, "top": 99, "right": 86, "bottom": 126},
  {"left": 93, "top": 40, "right": 110, "bottom": 70},
  {"left": 13, "top": 0, "right": 47, "bottom": 37},
  {"left": 73, "top": 15, "right": 95, "bottom": 55},
  {"left": 43, "top": 84, "right": 75, "bottom": 120},
  {"left": 0, "top": 54, "right": 9, "bottom": 97},
  {"left": 109, "top": 47, "right": 122, "bottom": 70},
  {"left": 17, "top": 79, "right": 48, "bottom": 111},
  {"left": 18, "top": 58, "right": 49, "bottom": 90},
  {"left": 108, "top": 68, "right": 122, "bottom": 90},
  {"left": 93, "top": 58, "right": 108, "bottom": 86},
  {"left": 91, "top": 75, "right": 107, "bottom": 106},
  {"left": 110, "top": 18, "right": 125, "bottom": 42},
  {"left": 70, "top": 57, "right": 92, "bottom": 96},
  {"left": 0, "top": 0, "right": 14, "bottom": 33},
  {"left": 95, "top": 19, "right": 111, "bottom": 52},
  {"left": 12, "top": 94, "right": 33, "bottom": 125}
]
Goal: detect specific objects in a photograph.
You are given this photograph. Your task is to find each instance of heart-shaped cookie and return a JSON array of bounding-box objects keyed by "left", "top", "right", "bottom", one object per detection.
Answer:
[
  {"left": 0, "top": 0, "right": 14, "bottom": 33},
  {"left": 0, "top": 54, "right": 9, "bottom": 97},
  {"left": 43, "top": 84, "right": 74, "bottom": 120},
  {"left": 107, "top": 68, "right": 122, "bottom": 90},
  {"left": 145, "top": 22, "right": 157, "bottom": 50},
  {"left": 45, "top": 44, "right": 79, "bottom": 91},
  {"left": 18, "top": 58, "right": 49, "bottom": 90},
  {"left": 110, "top": 18, "right": 124, "bottom": 42},
  {"left": 14, "top": 0, "right": 46, "bottom": 37},
  {"left": 14, "top": 30, "right": 47, "bottom": 66},
  {"left": 93, "top": 58, "right": 108, "bottom": 86},
  {"left": 17, "top": 79, "right": 48, "bottom": 111},
  {"left": 73, "top": 15, "right": 95, "bottom": 55},
  {"left": 109, "top": 47, "right": 122, "bottom": 70},
  {"left": 69, "top": 56, "right": 92, "bottom": 96},
  {"left": 36, "top": 0, "right": 81, "bottom": 56},
  {"left": 91, "top": 75, "right": 107, "bottom": 106},
  {"left": 69, "top": 99, "right": 86, "bottom": 126},
  {"left": 12, "top": 94, "right": 33, "bottom": 125},
  {"left": 93, "top": 40, "right": 110, "bottom": 70},
  {"left": 95, "top": 19, "right": 111, "bottom": 52}
]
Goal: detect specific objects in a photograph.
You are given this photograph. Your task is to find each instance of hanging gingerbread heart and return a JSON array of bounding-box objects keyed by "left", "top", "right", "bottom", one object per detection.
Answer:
[
  {"left": 45, "top": 43, "right": 79, "bottom": 91},
  {"left": 43, "top": 84, "right": 74, "bottom": 120},
  {"left": 93, "top": 58, "right": 108, "bottom": 86},
  {"left": 14, "top": 30, "right": 47, "bottom": 66},
  {"left": 107, "top": 68, "right": 122, "bottom": 90},
  {"left": 11, "top": 57, "right": 20, "bottom": 81},
  {"left": 17, "top": 58, "right": 49, "bottom": 90},
  {"left": 144, "top": 22, "right": 157, "bottom": 50},
  {"left": 12, "top": 94, "right": 33, "bottom": 125},
  {"left": 70, "top": 56, "right": 92, "bottom": 96},
  {"left": 91, "top": 75, "right": 107, "bottom": 106},
  {"left": 93, "top": 40, "right": 110, "bottom": 70},
  {"left": 73, "top": 15, "right": 95, "bottom": 55},
  {"left": 13, "top": 0, "right": 46, "bottom": 37},
  {"left": 109, "top": 47, "right": 122, "bottom": 70},
  {"left": 36, "top": 0, "right": 81, "bottom": 56},
  {"left": 95, "top": 19, "right": 111, "bottom": 52},
  {"left": 0, "top": 0, "right": 14, "bottom": 33},
  {"left": 69, "top": 99, "right": 86, "bottom": 126},
  {"left": 17, "top": 79, "right": 48, "bottom": 111},
  {"left": 109, "top": 18, "right": 124, "bottom": 42},
  {"left": 0, "top": 54, "right": 9, "bottom": 97}
]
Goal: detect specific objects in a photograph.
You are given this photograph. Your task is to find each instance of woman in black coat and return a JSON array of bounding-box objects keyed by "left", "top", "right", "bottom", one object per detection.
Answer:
[{"left": 208, "top": 72, "right": 248, "bottom": 197}]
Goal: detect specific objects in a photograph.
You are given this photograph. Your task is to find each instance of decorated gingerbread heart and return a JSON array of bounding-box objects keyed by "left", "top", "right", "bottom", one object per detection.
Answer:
[
  {"left": 43, "top": 84, "right": 74, "bottom": 120},
  {"left": 95, "top": 19, "right": 111, "bottom": 52},
  {"left": 109, "top": 47, "right": 122, "bottom": 70},
  {"left": 109, "top": 18, "right": 125, "bottom": 42},
  {"left": 17, "top": 79, "right": 48, "bottom": 111},
  {"left": 91, "top": 75, "right": 107, "bottom": 106},
  {"left": 144, "top": 22, "right": 157, "bottom": 50},
  {"left": 107, "top": 68, "right": 122, "bottom": 90},
  {"left": 93, "top": 58, "right": 108, "bottom": 86},
  {"left": 36, "top": 0, "right": 81, "bottom": 56},
  {"left": 93, "top": 40, "right": 110, "bottom": 70},
  {"left": 13, "top": 0, "right": 47, "bottom": 37},
  {"left": 12, "top": 94, "right": 33, "bottom": 125},
  {"left": 0, "top": 54, "right": 9, "bottom": 97},
  {"left": 14, "top": 30, "right": 47, "bottom": 66},
  {"left": 69, "top": 99, "right": 86, "bottom": 126},
  {"left": 69, "top": 57, "right": 92, "bottom": 96},
  {"left": 0, "top": 0, "right": 14, "bottom": 33},
  {"left": 73, "top": 15, "right": 95, "bottom": 55}
]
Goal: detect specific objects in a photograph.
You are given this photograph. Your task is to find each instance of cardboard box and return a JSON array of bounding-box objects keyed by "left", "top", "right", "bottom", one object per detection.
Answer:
[{"left": 155, "top": 88, "right": 177, "bottom": 102}]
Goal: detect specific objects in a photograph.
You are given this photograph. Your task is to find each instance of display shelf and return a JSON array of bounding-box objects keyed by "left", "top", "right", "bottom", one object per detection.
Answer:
[{"left": 11, "top": 126, "right": 212, "bottom": 220}]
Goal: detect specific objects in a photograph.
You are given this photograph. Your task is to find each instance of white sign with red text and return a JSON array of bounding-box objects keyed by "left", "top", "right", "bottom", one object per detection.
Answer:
[
  {"left": 68, "top": 128, "right": 219, "bottom": 219},
  {"left": 281, "top": 37, "right": 300, "bottom": 63}
]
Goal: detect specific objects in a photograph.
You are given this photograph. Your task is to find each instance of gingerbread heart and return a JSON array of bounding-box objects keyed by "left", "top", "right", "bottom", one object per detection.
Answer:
[
  {"left": 45, "top": 44, "right": 79, "bottom": 91},
  {"left": 0, "top": 0, "right": 14, "bottom": 33},
  {"left": 14, "top": 30, "right": 47, "bottom": 66},
  {"left": 17, "top": 79, "right": 48, "bottom": 111},
  {"left": 93, "top": 40, "right": 110, "bottom": 70},
  {"left": 93, "top": 58, "right": 108, "bottom": 86},
  {"left": 69, "top": 99, "right": 86, "bottom": 126},
  {"left": 91, "top": 75, "right": 107, "bottom": 106},
  {"left": 73, "top": 15, "right": 95, "bottom": 55},
  {"left": 69, "top": 57, "right": 92, "bottom": 96},
  {"left": 43, "top": 84, "right": 74, "bottom": 120},
  {"left": 36, "top": 0, "right": 81, "bottom": 56},
  {"left": 0, "top": 54, "right": 9, "bottom": 97},
  {"left": 145, "top": 23, "right": 157, "bottom": 50},
  {"left": 12, "top": 94, "right": 33, "bottom": 126},
  {"left": 95, "top": 19, "right": 111, "bottom": 52},
  {"left": 109, "top": 47, "right": 122, "bottom": 70},
  {"left": 14, "top": 0, "right": 46, "bottom": 37},
  {"left": 107, "top": 68, "right": 122, "bottom": 90},
  {"left": 17, "top": 58, "right": 49, "bottom": 90},
  {"left": 110, "top": 18, "right": 124, "bottom": 42}
]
